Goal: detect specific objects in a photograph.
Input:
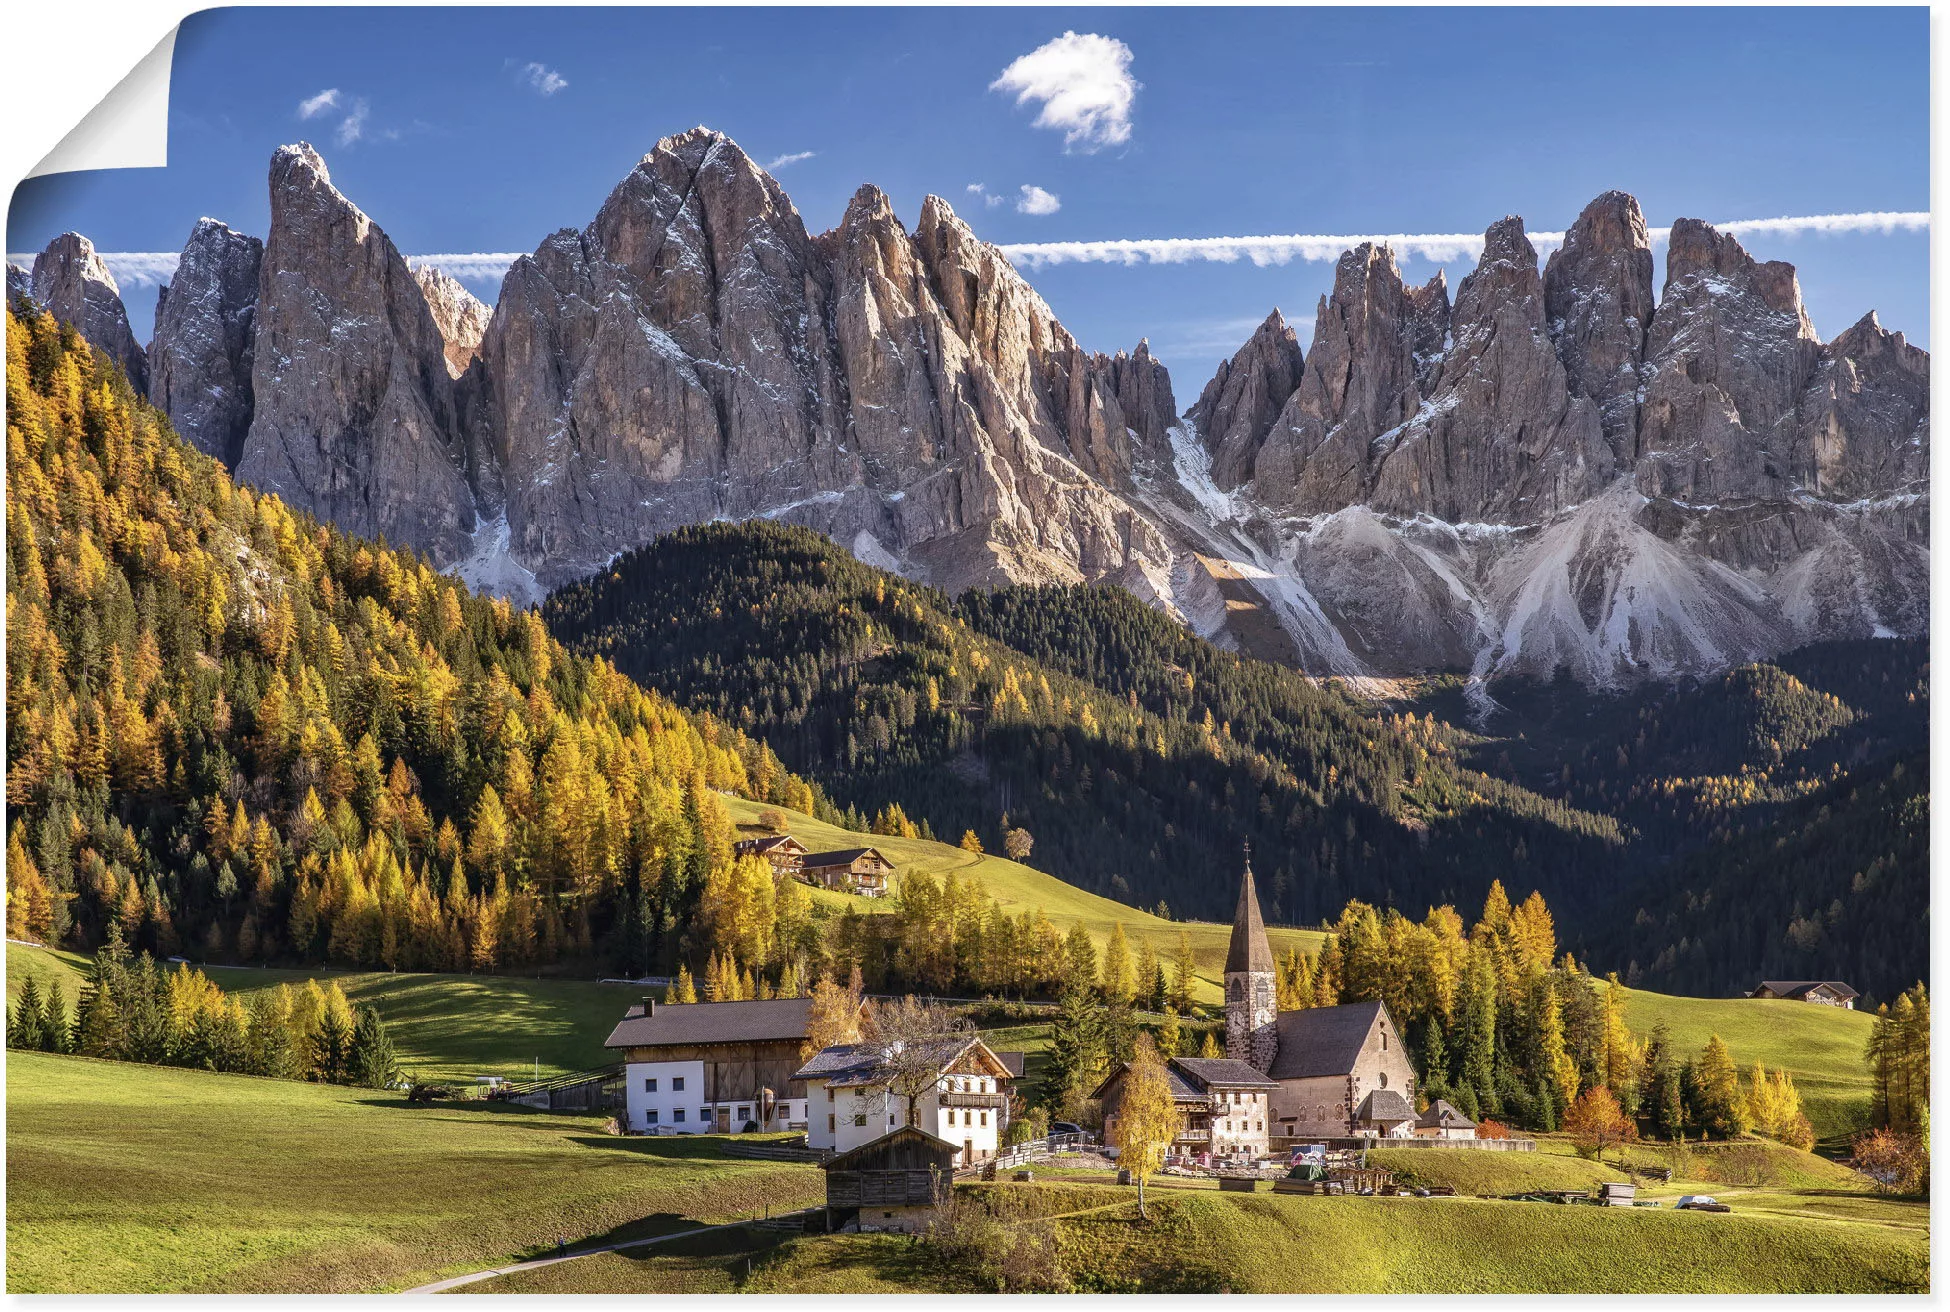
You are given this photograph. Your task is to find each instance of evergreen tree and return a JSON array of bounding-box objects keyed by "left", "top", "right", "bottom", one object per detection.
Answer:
[
  {"left": 311, "top": 1001, "right": 355, "bottom": 1085},
  {"left": 1041, "top": 980, "right": 1107, "bottom": 1119},
  {"left": 8, "top": 975, "right": 46, "bottom": 1050},
  {"left": 1693, "top": 1034, "right": 1747, "bottom": 1138},
  {"left": 347, "top": 1006, "right": 400, "bottom": 1089}
]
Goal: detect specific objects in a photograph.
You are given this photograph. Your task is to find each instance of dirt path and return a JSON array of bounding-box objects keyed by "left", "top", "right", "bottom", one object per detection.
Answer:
[{"left": 397, "top": 1213, "right": 814, "bottom": 1294}]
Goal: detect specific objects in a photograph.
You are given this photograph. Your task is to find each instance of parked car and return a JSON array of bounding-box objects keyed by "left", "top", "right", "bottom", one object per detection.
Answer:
[{"left": 1050, "top": 1121, "right": 1085, "bottom": 1137}]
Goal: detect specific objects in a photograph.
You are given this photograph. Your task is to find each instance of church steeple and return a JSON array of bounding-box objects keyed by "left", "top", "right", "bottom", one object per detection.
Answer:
[
  {"left": 1226, "top": 847, "right": 1275, "bottom": 976},
  {"left": 1225, "top": 845, "right": 1279, "bottom": 1071}
]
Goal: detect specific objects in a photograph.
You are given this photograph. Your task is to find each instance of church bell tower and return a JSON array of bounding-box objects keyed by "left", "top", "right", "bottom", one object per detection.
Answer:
[{"left": 1225, "top": 848, "right": 1279, "bottom": 1072}]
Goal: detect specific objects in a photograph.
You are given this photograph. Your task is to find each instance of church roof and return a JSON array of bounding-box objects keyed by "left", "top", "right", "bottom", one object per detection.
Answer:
[
  {"left": 1171, "top": 1057, "right": 1278, "bottom": 1090},
  {"left": 1266, "top": 1000, "right": 1387, "bottom": 1080},
  {"left": 1226, "top": 861, "right": 1275, "bottom": 975},
  {"left": 1356, "top": 1089, "right": 1415, "bottom": 1124}
]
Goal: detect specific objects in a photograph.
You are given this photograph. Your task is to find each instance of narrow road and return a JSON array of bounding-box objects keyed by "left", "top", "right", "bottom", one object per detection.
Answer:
[{"left": 398, "top": 1212, "right": 814, "bottom": 1294}]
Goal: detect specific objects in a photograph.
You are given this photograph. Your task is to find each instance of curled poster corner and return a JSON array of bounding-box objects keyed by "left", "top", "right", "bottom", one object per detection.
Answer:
[{"left": 27, "top": 26, "right": 178, "bottom": 179}]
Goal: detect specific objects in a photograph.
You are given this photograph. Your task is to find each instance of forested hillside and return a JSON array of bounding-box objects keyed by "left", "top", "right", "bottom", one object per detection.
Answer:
[
  {"left": 2, "top": 308, "right": 817, "bottom": 980},
  {"left": 1596, "top": 750, "right": 1927, "bottom": 1000},
  {"left": 543, "top": 524, "right": 1623, "bottom": 925}
]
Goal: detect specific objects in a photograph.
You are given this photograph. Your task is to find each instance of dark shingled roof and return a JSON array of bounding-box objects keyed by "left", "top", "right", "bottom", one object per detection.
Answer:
[
  {"left": 1226, "top": 861, "right": 1275, "bottom": 975},
  {"left": 1416, "top": 1098, "right": 1475, "bottom": 1130},
  {"left": 1171, "top": 1057, "right": 1278, "bottom": 1090},
  {"left": 791, "top": 1035, "right": 1001, "bottom": 1087},
  {"left": 603, "top": 996, "right": 815, "bottom": 1050},
  {"left": 735, "top": 835, "right": 805, "bottom": 854},
  {"left": 1357, "top": 1089, "right": 1414, "bottom": 1124},
  {"left": 1266, "top": 1000, "right": 1386, "bottom": 1080},
  {"left": 822, "top": 1123, "right": 959, "bottom": 1172},
  {"left": 798, "top": 847, "right": 886, "bottom": 867},
  {"left": 996, "top": 1050, "right": 1027, "bottom": 1078},
  {"left": 1090, "top": 1055, "right": 1276, "bottom": 1103},
  {"left": 1756, "top": 980, "right": 1859, "bottom": 1001}
]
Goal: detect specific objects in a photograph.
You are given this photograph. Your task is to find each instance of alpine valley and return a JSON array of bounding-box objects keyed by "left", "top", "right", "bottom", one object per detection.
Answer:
[
  {"left": 5, "top": 127, "right": 1929, "bottom": 992},
  {"left": 13, "top": 127, "right": 1927, "bottom": 694}
]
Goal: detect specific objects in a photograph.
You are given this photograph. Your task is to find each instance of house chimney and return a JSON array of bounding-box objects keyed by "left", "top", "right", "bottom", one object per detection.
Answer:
[{"left": 641, "top": 996, "right": 656, "bottom": 1017}]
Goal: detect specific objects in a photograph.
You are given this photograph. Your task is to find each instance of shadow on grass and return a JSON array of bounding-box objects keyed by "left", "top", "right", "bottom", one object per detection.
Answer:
[{"left": 558, "top": 1134, "right": 805, "bottom": 1160}]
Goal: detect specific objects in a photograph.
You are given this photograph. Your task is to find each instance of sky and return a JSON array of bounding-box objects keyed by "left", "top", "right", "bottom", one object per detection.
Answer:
[{"left": 7, "top": 6, "right": 1931, "bottom": 388}]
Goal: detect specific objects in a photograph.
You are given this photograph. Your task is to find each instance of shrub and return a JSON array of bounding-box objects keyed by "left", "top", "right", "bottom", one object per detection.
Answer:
[
  {"left": 1851, "top": 1128, "right": 1929, "bottom": 1196},
  {"left": 924, "top": 1194, "right": 1069, "bottom": 1292},
  {"left": 757, "top": 809, "right": 788, "bottom": 834},
  {"left": 1475, "top": 1119, "right": 1512, "bottom": 1140}
]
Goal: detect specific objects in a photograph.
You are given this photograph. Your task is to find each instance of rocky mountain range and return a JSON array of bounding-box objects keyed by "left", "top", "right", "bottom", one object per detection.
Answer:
[{"left": 12, "top": 129, "right": 1928, "bottom": 693}]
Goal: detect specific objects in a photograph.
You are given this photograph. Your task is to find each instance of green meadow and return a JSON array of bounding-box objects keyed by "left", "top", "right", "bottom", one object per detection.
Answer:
[
  {"left": 478, "top": 1177, "right": 1928, "bottom": 1294},
  {"left": 4, "top": 1051, "right": 822, "bottom": 1293}
]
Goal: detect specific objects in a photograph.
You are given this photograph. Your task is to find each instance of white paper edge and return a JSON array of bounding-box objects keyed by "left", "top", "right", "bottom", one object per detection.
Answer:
[{"left": 26, "top": 25, "right": 178, "bottom": 180}]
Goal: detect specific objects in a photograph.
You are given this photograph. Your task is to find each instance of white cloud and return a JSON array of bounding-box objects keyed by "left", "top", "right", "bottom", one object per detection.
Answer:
[
  {"left": 766, "top": 151, "right": 816, "bottom": 170},
  {"left": 990, "top": 31, "right": 1138, "bottom": 153},
  {"left": 518, "top": 62, "right": 568, "bottom": 96},
  {"left": 334, "top": 99, "right": 370, "bottom": 147},
  {"left": 998, "top": 210, "right": 1933, "bottom": 268},
  {"left": 1015, "top": 184, "right": 1061, "bottom": 216},
  {"left": 296, "top": 88, "right": 341, "bottom": 120},
  {"left": 965, "top": 184, "right": 1005, "bottom": 209}
]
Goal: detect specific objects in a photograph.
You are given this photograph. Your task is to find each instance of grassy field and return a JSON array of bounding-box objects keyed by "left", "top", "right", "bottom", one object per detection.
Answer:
[
  {"left": 1617, "top": 988, "right": 1875, "bottom": 1142},
  {"left": 4, "top": 1051, "right": 824, "bottom": 1293},
  {"left": 473, "top": 1177, "right": 1929, "bottom": 1294},
  {"left": 7, "top": 945, "right": 1879, "bottom": 1139},
  {"left": 6, "top": 943, "right": 633, "bottom": 1083},
  {"left": 722, "top": 796, "right": 1324, "bottom": 1003}
]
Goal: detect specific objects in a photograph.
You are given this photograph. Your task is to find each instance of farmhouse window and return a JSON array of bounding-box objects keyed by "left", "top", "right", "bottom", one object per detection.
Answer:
[
  {"left": 828, "top": 1087, "right": 835, "bottom": 1101},
  {"left": 854, "top": 1114, "right": 868, "bottom": 1127},
  {"left": 673, "top": 1076, "right": 685, "bottom": 1091},
  {"left": 737, "top": 1106, "right": 750, "bottom": 1120},
  {"left": 644, "top": 1077, "right": 657, "bottom": 1092},
  {"left": 980, "top": 1112, "right": 988, "bottom": 1126},
  {"left": 674, "top": 1109, "right": 686, "bottom": 1122},
  {"left": 828, "top": 1114, "right": 836, "bottom": 1133},
  {"left": 701, "top": 1108, "right": 711, "bottom": 1121},
  {"left": 646, "top": 1110, "right": 658, "bottom": 1124}
]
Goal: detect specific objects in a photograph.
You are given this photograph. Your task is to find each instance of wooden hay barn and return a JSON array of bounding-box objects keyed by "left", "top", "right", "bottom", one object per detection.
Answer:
[{"left": 821, "top": 1123, "right": 955, "bottom": 1233}]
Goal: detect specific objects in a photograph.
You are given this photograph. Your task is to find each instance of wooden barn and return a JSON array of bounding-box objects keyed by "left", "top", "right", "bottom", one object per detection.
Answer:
[
  {"left": 733, "top": 834, "right": 808, "bottom": 876},
  {"left": 604, "top": 996, "right": 822, "bottom": 1134},
  {"left": 796, "top": 847, "right": 895, "bottom": 897},
  {"left": 1747, "top": 980, "right": 1859, "bottom": 1009},
  {"left": 820, "top": 1124, "right": 956, "bottom": 1233}
]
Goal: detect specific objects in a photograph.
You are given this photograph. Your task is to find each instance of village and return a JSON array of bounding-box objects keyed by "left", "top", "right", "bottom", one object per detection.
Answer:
[{"left": 521, "top": 852, "right": 1854, "bottom": 1235}]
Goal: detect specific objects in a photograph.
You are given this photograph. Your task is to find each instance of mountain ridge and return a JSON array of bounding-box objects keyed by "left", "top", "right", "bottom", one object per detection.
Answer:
[{"left": 16, "top": 127, "right": 1928, "bottom": 691}]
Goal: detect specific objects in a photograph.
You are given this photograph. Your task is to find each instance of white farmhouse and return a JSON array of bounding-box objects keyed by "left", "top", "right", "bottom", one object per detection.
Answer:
[
  {"left": 603, "top": 996, "right": 816, "bottom": 1135},
  {"left": 795, "top": 1035, "right": 1016, "bottom": 1167}
]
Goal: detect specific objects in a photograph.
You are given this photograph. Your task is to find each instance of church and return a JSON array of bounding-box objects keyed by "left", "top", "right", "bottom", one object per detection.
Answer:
[{"left": 1225, "top": 858, "right": 1422, "bottom": 1142}]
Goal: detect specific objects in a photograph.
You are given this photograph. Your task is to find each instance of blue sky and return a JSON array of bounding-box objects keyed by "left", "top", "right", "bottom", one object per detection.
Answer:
[{"left": 8, "top": 6, "right": 1930, "bottom": 387}]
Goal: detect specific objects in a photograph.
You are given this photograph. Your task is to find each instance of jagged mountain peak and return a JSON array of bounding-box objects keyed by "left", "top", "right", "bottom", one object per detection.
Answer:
[
  {"left": 28, "top": 230, "right": 147, "bottom": 391},
  {"left": 110, "top": 157, "right": 1924, "bottom": 693},
  {"left": 270, "top": 140, "right": 330, "bottom": 181},
  {"left": 1665, "top": 216, "right": 1814, "bottom": 333}
]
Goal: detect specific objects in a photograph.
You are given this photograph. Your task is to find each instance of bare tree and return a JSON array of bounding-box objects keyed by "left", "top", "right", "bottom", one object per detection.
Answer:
[{"left": 861, "top": 995, "right": 973, "bottom": 1128}]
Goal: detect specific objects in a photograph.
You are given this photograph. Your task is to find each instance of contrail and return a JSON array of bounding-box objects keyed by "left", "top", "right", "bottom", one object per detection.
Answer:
[
  {"left": 998, "top": 210, "right": 1932, "bottom": 268},
  {"left": 11, "top": 211, "right": 1928, "bottom": 288}
]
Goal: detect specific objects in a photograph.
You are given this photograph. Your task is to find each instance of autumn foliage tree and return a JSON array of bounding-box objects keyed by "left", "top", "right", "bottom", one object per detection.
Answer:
[
  {"left": 1111, "top": 1034, "right": 1178, "bottom": 1218},
  {"left": 1564, "top": 1086, "right": 1637, "bottom": 1161},
  {"left": 4, "top": 308, "right": 825, "bottom": 986}
]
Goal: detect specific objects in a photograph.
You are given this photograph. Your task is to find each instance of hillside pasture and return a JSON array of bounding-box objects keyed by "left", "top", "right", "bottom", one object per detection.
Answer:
[
  {"left": 724, "top": 796, "right": 1323, "bottom": 1003},
  {"left": 4, "top": 1052, "right": 822, "bottom": 1293},
  {"left": 1617, "top": 989, "right": 1876, "bottom": 1141},
  {"left": 474, "top": 1179, "right": 1929, "bottom": 1294}
]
